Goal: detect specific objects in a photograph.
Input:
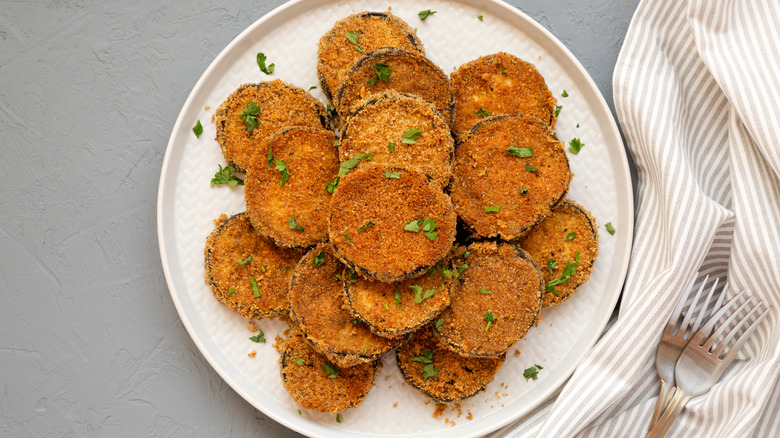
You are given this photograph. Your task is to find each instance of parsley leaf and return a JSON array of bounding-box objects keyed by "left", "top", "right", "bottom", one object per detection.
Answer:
[
  {"left": 249, "top": 330, "right": 266, "bottom": 343},
  {"left": 394, "top": 288, "right": 402, "bottom": 308},
  {"left": 506, "top": 146, "right": 533, "bottom": 157},
  {"left": 388, "top": 141, "right": 396, "bottom": 153},
  {"left": 554, "top": 104, "right": 562, "bottom": 118},
  {"left": 288, "top": 215, "right": 304, "bottom": 232},
  {"left": 484, "top": 309, "right": 497, "bottom": 331},
  {"left": 411, "top": 349, "right": 435, "bottom": 364},
  {"left": 523, "top": 364, "right": 543, "bottom": 381},
  {"left": 326, "top": 177, "right": 340, "bottom": 193},
  {"left": 479, "top": 288, "right": 491, "bottom": 294},
  {"left": 525, "top": 165, "right": 538, "bottom": 172},
  {"left": 478, "top": 14, "right": 484, "bottom": 21},
  {"left": 402, "top": 128, "right": 422, "bottom": 144},
  {"left": 422, "top": 363, "right": 438, "bottom": 379},
  {"left": 273, "top": 159, "right": 289, "bottom": 186},
  {"left": 485, "top": 206, "right": 500, "bottom": 212},
  {"left": 250, "top": 278, "right": 260, "bottom": 297},
  {"left": 409, "top": 284, "right": 423, "bottom": 302},
  {"left": 569, "top": 138, "right": 583, "bottom": 154},
  {"left": 418, "top": 9, "right": 437, "bottom": 20},
  {"left": 339, "top": 153, "right": 374, "bottom": 176},
  {"left": 421, "top": 218, "right": 438, "bottom": 240},
  {"left": 434, "top": 318, "right": 444, "bottom": 332},
  {"left": 520, "top": 186, "right": 528, "bottom": 194},
  {"left": 321, "top": 363, "right": 339, "bottom": 378},
  {"left": 237, "top": 256, "right": 253, "bottom": 266},
  {"left": 367, "top": 63, "right": 392, "bottom": 85},
  {"left": 605, "top": 222, "right": 616, "bottom": 235},
  {"left": 308, "top": 86, "right": 317, "bottom": 91},
  {"left": 293, "top": 356, "right": 305, "bottom": 365},
  {"left": 227, "top": 287, "right": 236, "bottom": 296},
  {"left": 546, "top": 260, "right": 577, "bottom": 294},
  {"left": 475, "top": 108, "right": 489, "bottom": 117},
  {"left": 345, "top": 31, "right": 364, "bottom": 53},
  {"left": 546, "top": 259, "right": 558, "bottom": 275},
  {"left": 313, "top": 251, "right": 325, "bottom": 266},
  {"left": 357, "top": 221, "right": 376, "bottom": 232},
  {"left": 326, "top": 104, "right": 338, "bottom": 118},
  {"left": 383, "top": 171, "right": 401, "bottom": 179},
  {"left": 211, "top": 164, "right": 244, "bottom": 187},
  {"left": 561, "top": 89, "right": 569, "bottom": 97},
  {"left": 404, "top": 219, "right": 422, "bottom": 232},
  {"left": 192, "top": 120, "right": 203, "bottom": 138},
  {"left": 336, "top": 413, "right": 341, "bottom": 423},
  {"left": 241, "top": 102, "right": 261, "bottom": 132},
  {"left": 256, "top": 52, "right": 275, "bottom": 74},
  {"left": 564, "top": 232, "right": 577, "bottom": 241}
]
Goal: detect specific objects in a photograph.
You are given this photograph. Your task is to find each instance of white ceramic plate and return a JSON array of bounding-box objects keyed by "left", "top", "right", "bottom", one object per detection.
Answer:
[{"left": 157, "top": 0, "right": 634, "bottom": 436}]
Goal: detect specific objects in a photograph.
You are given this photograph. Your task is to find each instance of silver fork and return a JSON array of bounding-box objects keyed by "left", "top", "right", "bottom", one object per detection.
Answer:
[
  {"left": 648, "top": 289, "right": 769, "bottom": 438},
  {"left": 648, "top": 273, "right": 725, "bottom": 432}
]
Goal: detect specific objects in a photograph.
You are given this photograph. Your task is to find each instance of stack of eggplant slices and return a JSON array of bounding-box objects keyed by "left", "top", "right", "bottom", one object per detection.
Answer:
[{"left": 203, "top": 11, "right": 599, "bottom": 415}]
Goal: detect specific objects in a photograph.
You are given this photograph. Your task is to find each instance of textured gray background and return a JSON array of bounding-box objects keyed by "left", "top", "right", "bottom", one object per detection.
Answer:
[{"left": 0, "top": 0, "right": 639, "bottom": 436}]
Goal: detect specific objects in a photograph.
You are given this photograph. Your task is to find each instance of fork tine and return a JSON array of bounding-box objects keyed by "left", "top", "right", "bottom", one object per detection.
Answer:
[
  {"left": 702, "top": 295, "right": 753, "bottom": 353},
  {"left": 677, "top": 274, "right": 709, "bottom": 336},
  {"left": 713, "top": 302, "right": 768, "bottom": 359},
  {"left": 690, "top": 277, "right": 721, "bottom": 334},
  {"left": 694, "top": 289, "right": 748, "bottom": 346}
]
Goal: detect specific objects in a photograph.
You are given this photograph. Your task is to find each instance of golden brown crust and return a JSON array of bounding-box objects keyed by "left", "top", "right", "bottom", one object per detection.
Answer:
[
  {"left": 436, "top": 241, "right": 543, "bottom": 357},
  {"left": 396, "top": 324, "right": 505, "bottom": 403},
  {"left": 449, "top": 115, "right": 572, "bottom": 240},
  {"left": 317, "top": 11, "right": 424, "bottom": 101},
  {"left": 335, "top": 48, "right": 453, "bottom": 125},
  {"left": 340, "top": 91, "right": 454, "bottom": 187},
  {"left": 520, "top": 199, "right": 599, "bottom": 308},
  {"left": 450, "top": 52, "right": 557, "bottom": 139},
  {"left": 279, "top": 328, "right": 381, "bottom": 413},
  {"left": 344, "top": 260, "right": 453, "bottom": 337},
  {"left": 215, "top": 81, "right": 329, "bottom": 172},
  {"left": 288, "top": 244, "right": 402, "bottom": 367},
  {"left": 329, "top": 164, "right": 457, "bottom": 283},
  {"left": 203, "top": 213, "right": 305, "bottom": 319},
  {"left": 244, "top": 127, "right": 339, "bottom": 248}
]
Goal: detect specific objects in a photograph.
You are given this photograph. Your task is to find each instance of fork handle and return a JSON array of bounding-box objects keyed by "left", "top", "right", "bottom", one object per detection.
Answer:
[
  {"left": 648, "top": 380, "right": 672, "bottom": 432},
  {"left": 647, "top": 387, "right": 692, "bottom": 438}
]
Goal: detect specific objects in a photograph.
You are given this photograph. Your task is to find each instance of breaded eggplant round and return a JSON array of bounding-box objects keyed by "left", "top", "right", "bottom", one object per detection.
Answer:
[
  {"left": 344, "top": 259, "right": 454, "bottom": 337},
  {"left": 215, "top": 81, "right": 329, "bottom": 172},
  {"left": 289, "top": 244, "right": 402, "bottom": 368},
  {"left": 436, "top": 241, "right": 543, "bottom": 357},
  {"left": 317, "top": 11, "right": 424, "bottom": 101},
  {"left": 279, "top": 328, "right": 381, "bottom": 413},
  {"left": 244, "top": 127, "right": 339, "bottom": 248},
  {"left": 339, "top": 91, "right": 454, "bottom": 187},
  {"left": 520, "top": 199, "right": 599, "bottom": 308},
  {"left": 396, "top": 324, "right": 505, "bottom": 403},
  {"left": 335, "top": 47, "right": 453, "bottom": 125},
  {"left": 329, "top": 164, "right": 457, "bottom": 282},
  {"left": 450, "top": 52, "right": 557, "bottom": 139},
  {"left": 204, "top": 213, "right": 305, "bottom": 319},
  {"left": 450, "top": 114, "right": 572, "bottom": 240}
]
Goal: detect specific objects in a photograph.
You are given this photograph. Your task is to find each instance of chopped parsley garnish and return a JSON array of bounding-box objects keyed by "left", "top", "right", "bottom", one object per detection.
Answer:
[
  {"left": 422, "top": 364, "right": 438, "bottom": 379},
  {"left": 485, "top": 206, "right": 501, "bottom": 212},
  {"left": 345, "top": 30, "right": 364, "bottom": 53},
  {"left": 357, "top": 221, "right": 376, "bottom": 232},
  {"left": 421, "top": 218, "right": 438, "bottom": 240},
  {"left": 605, "top": 222, "right": 616, "bottom": 235},
  {"left": 501, "top": 71, "right": 508, "bottom": 75},
  {"left": 520, "top": 186, "right": 528, "bottom": 194},
  {"left": 457, "top": 263, "right": 468, "bottom": 274},
  {"left": 561, "top": 89, "right": 569, "bottom": 97},
  {"left": 564, "top": 232, "right": 577, "bottom": 241},
  {"left": 410, "top": 284, "right": 437, "bottom": 303},
  {"left": 484, "top": 309, "right": 497, "bottom": 331},
  {"left": 237, "top": 256, "right": 253, "bottom": 266},
  {"left": 569, "top": 138, "right": 583, "bottom": 154},
  {"left": 336, "top": 413, "right": 342, "bottom": 423},
  {"left": 394, "top": 288, "right": 402, "bottom": 308},
  {"left": 250, "top": 278, "right": 260, "bottom": 297},
  {"left": 506, "top": 146, "right": 533, "bottom": 157},
  {"left": 273, "top": 159, "right": 289, "bottom": 186},
  {"left": 418, "top": 9, "right": 437, "bottom": 20},
  {"left": 308, "top": 85, "right": 317, "bottom": 91},
  {"left": 479, "top": 288, "right": 491, "bottom": 294},
  {"left": 351, "top": 318, "right": 362, "bottom": 324},
  {"left": 294, "top": 356, "right": 305, "bottom": 366},
  {"left": 367, "top": 63, "right": 392, "bottom": 85},
  {"left": 404, "top": 219, "right": 421, "bottom": 232},
  {"left": 256, "top": 52, "right": 275, "bottom": 74},
  {"left": 288, "top": 215, "right": 304, "bottom": 232},
  {"left": 388, "top": 141, "right": 396, "bottom": 153},
  {"left": 313, "top": 251, "right": 325, "bottom": 266},
  {"left": 326, "top": 103, "right": 338, "bottom": 118},
  {"left": 434, "top": 318, "right": 444, "bottom": 332},
  {"left": 402, "top": 127, "right": 422, "bottom": 144},
  {"left": 339, "top": 153, "right": 374, "bottom": 175},
  {"left": 345, "top": 231, "right": 350, "bottom": 243},
  {"left": 546, "top": 259, "right": 558, "bottom": 275},
  {"left": 525, "top": 165, "right": 538, "bottom": 172},
  {"left": 411, "top": 349, "right": 435, "bottom": 364},
  {"left": 241, "top": 102, "right": 261, "bottom": 132},
  {"left": 554, "top": 104, "right": 562, "bottom": 118},
  {"left": 227, "top": 287, "right": 236, "bottom": 296},
  {"left": 523, "top": 364, "right": 543, "bottom": 380},
  {"left": 249, "top": 330, "right": 266, "bottom": 343},
  {"left": 475, "top": 108, "right": 489, "bottom": 117},
  {"left": 478, "top": 14, "right": 484, "bottom": 21},
  {"left": 321, "top": 363, "right": 339, "bottom": 378},
  {"left": 192, "top": 120, "right": 203, "bottom": 138},
  {"left": 211, "top": 164, "right": 244, "bottom": 187},
  {"left": 383, "top": 171, "right": 401, "bottom": 179},
  {"left": 546, "top": 260, "right": 577, "bottom": 294},
  {"left": 326, "top": 177, "right": 339, "bottom": 193}
]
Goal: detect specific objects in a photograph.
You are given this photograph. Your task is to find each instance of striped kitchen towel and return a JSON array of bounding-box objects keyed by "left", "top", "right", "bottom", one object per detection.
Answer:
[{"left": 495, "top": 0, "right": 780, "bottom": 436}]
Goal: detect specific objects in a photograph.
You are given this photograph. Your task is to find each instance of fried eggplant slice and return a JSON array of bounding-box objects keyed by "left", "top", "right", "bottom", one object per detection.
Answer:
[
  {"left": 339, "top": 91, "right": 454, "bottom": 187},
  {"left": 244, "top": 127, "right": 339, "bottom": 248},
  {"left": 344, "top": 258, "right": 454, "bottom": 337},
  {"left": 279, "top": 328, "right": 381, "bottom": 413},
  {"left": 288, "top": 244, "right": 402, "bottom": 368},
  {"left": 520, "top": 199, "right": 599, "bottom": 308},
  {"left": 215, "top": 81, "right": 329, "bottom": 172},
  {"left": 329, "top": 164, "right": 457, "bottom": 283},
  {"left": 450, "top": 52, "right": 557, "bottom": 139},
  {"left": 449, "top": 114, "right": 572, "bottom": 240},
  {"left": 204, "top": 213, "right": 305, "bottom": 319},
  {"left": 436, "top": 241, "right": 543, "bottom": 357},
  {"left": 335, "top": 47, "right": 453, "bottom": 125},
  {"left": 317, "top": 11, "right": 424, "bottom": 101},
  {"left": 396, "top": 324, "right": 505, "bottom": 403}
]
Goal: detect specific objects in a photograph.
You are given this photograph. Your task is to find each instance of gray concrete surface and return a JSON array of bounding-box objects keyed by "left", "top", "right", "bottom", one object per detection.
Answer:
[{"left": 0, "top": 0, "right": 639, "bottom": 436}]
